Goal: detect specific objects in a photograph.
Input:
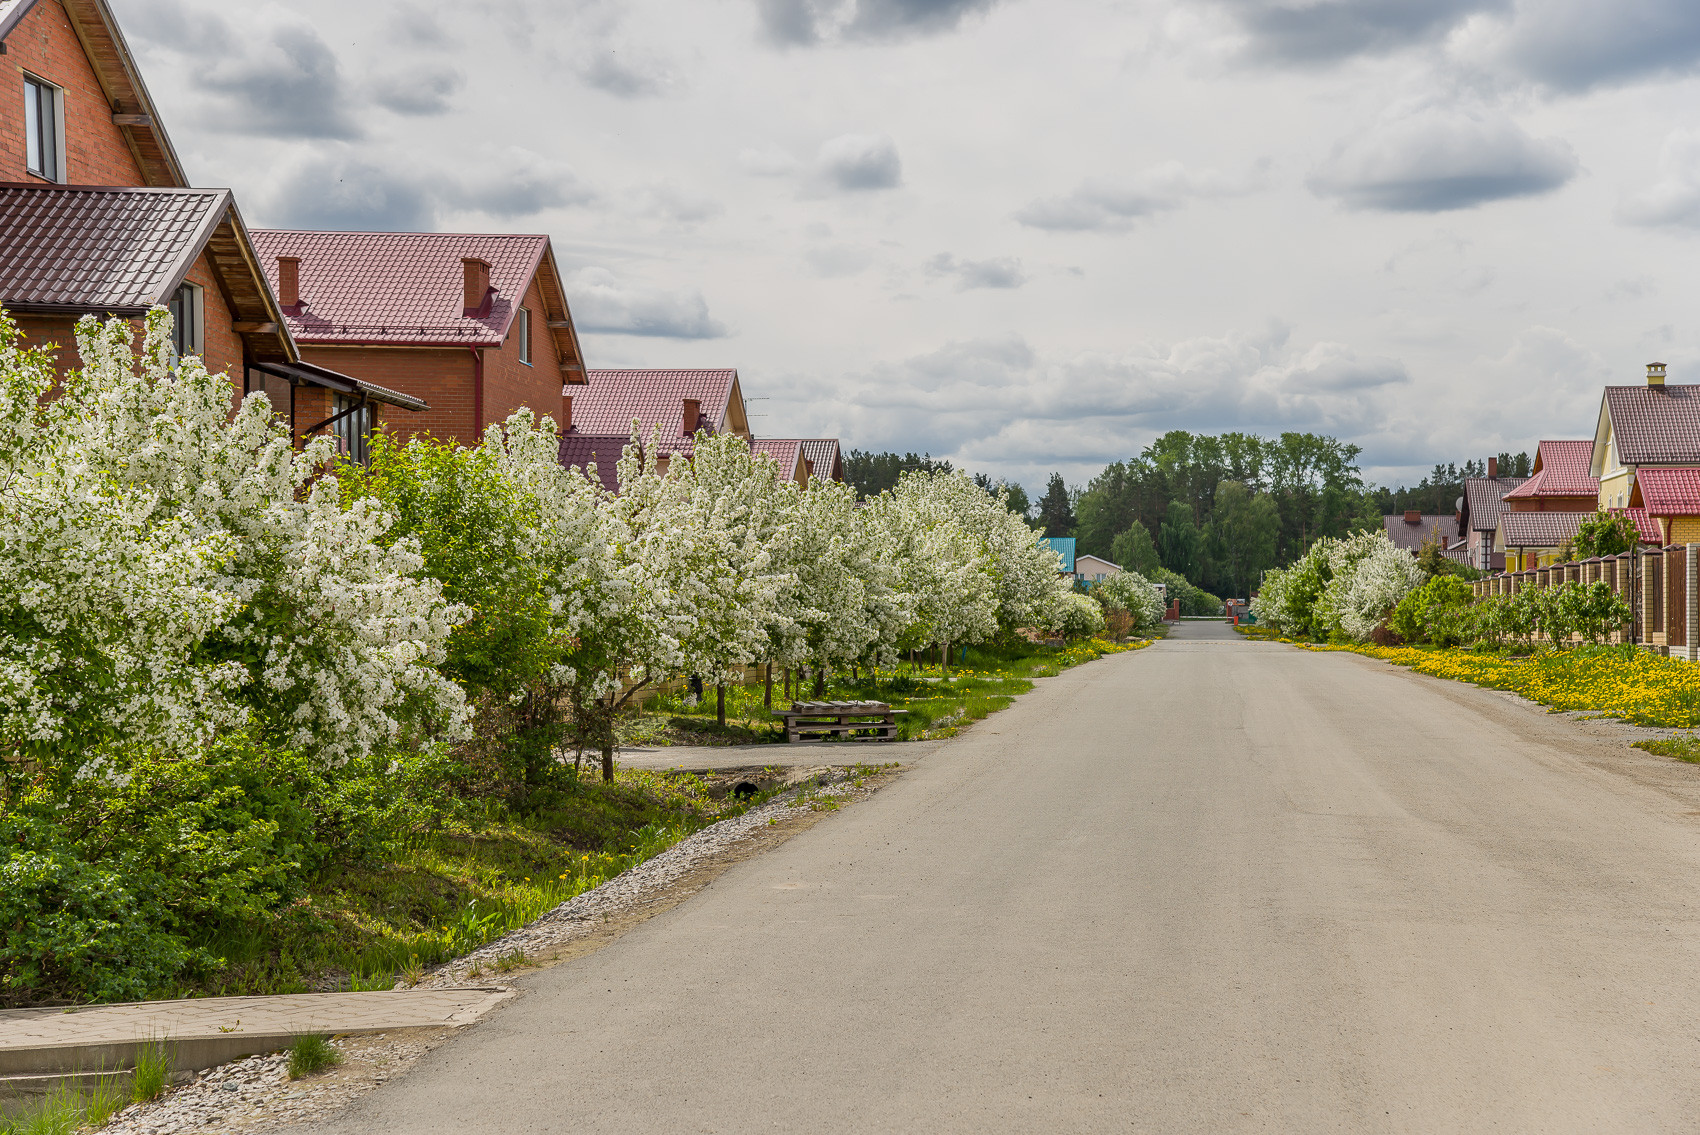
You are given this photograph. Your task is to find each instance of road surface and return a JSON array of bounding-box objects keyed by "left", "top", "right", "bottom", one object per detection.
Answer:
[{"left": 307, "top": 622, "right": 1700, "bottom": 1132}]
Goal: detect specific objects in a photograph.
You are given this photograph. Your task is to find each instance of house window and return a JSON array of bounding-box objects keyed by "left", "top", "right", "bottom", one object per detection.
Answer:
[
  {"left": 23, "top": 75, "right": 63, "bottom": 183},
  {"left": 167, "top": 283, "right": 203, "bottom": 358},
  {"left": 515, "top": 306, "right": 531, "bottom": 365},
  {"left": 333, "top": 394, "right": 375, "bottom": 464}
]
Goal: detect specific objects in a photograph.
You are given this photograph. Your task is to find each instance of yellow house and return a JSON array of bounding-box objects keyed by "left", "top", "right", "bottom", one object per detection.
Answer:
[
  {"left": 1629, "top": 469, "right": 1700, "bottom": 545},
  {"left": 1591, "top": 362, "right": 1700, "bottom": 510}
]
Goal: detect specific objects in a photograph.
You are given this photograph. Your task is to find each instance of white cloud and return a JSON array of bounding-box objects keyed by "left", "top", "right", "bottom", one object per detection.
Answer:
[
  {"left": 1309, "top": 98, "right": 1578, "bottom": 212},
  {"left": 1016, "top": 163, "right": 1231, "bottom": 231},
  {"left": 926, "top": 253, "right": 1027, "bottom": 289},
  {"left": 1619, "top": 129, "right": 1700, "bottom": 230}
]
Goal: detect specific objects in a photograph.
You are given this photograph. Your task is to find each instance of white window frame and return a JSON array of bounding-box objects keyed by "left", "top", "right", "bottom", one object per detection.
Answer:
[
  {"left": 23, "top": 73, "right": 66, "bottom": 183},
  {"left": 168, "top": 282, "right": 203, "bottom": 358},
  {"left": 515, "top": 305, "right": 532, "bottom": 365}
]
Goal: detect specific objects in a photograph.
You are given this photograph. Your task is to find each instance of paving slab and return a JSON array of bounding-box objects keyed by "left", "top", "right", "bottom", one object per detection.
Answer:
[{"left": 0, "top": 987, "right": 512, "bottom": 1079}]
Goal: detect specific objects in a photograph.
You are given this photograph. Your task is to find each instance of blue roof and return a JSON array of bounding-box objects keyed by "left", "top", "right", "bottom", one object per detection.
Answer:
[{"left": 1039, "top": 536, "right": 1076, "bottom": 572}]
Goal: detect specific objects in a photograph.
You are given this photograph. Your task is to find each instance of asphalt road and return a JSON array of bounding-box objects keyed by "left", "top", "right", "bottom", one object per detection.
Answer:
[{"left": 312, "top": 623, "right": 1700, "bottom": 1133}]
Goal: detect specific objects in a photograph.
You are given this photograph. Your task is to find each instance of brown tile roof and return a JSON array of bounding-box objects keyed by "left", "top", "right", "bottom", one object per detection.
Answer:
[
  {"left": 751, "top": 439, "right": 802, "bottom": 479},
  {"left": 1460, "top": 475, "right": 1527, "bottom": 534},
  {"left": 799, "top": 439, "right": 843, "bottom": 482},
  {"left": 1632, "top": 466, "right": 1700, "bottom": 515},
  {"left": 1500, "top": 510, "right": 1586, "bottom": 549},
  {"left": 1502, "top": 440, "right": 1598, "bottom": 499},
  {"left": 249, "top": 230, "right": 550, "bottom": 347},
  {"left": 1382, "top": 514, "right": 1463, "bottom": 557},
  {"left": 1605, "top": 384, "right": 1700, "bottom": 465},
  {"left": 0, "top": 184, "right": 231, "bottom": 314},
  {"left": 557, "top": 434, "right": 627, "bottom": 493},
  {"left": 574, "top": 369, "right": 740, "bottom": 456}
]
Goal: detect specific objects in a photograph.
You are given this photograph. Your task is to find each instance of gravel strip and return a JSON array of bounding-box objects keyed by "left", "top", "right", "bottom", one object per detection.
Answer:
[{"left": 95, "top": 766, "right": 881, "bottom": 1134}]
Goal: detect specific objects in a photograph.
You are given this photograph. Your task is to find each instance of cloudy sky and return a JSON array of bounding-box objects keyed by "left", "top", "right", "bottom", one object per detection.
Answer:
[{"left": 110, "top": 0, "right": 1700, "bottom": 493}]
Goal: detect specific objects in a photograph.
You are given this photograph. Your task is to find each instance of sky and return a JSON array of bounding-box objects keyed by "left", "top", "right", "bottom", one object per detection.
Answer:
[{"left": 108, "top": 0, "right": 1700, "bottom": 496}]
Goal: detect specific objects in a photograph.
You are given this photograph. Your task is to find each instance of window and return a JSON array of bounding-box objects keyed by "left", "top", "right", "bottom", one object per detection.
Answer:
[
  {"left": 332, "top": 395, "right": 375, "bottom": 464},
  {"left": 167, "top": 283, "right": 203, "bottom": 358},
  {"left": 515, "top": 306, "right": 531, "bottom": 365},
  {"left": 23, "top": 75, "right": 63, "bottom": 182}
]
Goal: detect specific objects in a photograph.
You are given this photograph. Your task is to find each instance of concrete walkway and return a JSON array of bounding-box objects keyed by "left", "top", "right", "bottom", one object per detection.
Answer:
[
  {"left": 298, "top": 620, "right": 1700, "bottom": 1133},
  {"left": 0, "top": 988, "right": 511, "bottom": 1083}
]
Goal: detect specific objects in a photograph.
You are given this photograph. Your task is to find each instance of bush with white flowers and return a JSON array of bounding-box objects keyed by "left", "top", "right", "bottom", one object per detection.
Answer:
[{"left": 1091, "top": 570, "right": 1166, "bottom": 631}]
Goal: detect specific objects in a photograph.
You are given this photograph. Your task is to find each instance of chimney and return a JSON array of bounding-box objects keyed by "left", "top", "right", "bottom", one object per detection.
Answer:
[
  {"left": 1648, "top": 361, "right": 1667, "bottom": 387},
  {"left": 682, "top": 398, "right": 701, "bottom": 436},
  {"left": 560, "top": 392, "right": 572, "bottom": 433},
  {"left": 1404, "top": 509, "right": 1421, "bottom": 525},
  {"left": 462, "top": 258, "right": 491, "bottom": 315},
  {"left": 276, "top": 256, "right": 300, "bottom": 309},
  {"left": 1488, "top": 456, "right": 1498, "bottom": 479}
]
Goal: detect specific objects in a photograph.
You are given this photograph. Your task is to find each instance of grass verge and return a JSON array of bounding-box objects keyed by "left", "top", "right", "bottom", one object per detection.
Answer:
[
  {"left": 1243, "top": 624, "right": 1700, "bottom": 730},
  {"left": 638, "top": 636, "right": 1155, "bottom": 743},
  {"left": 178, "top": 769, "right": 777, "bottom": 998},
  {"left": 287, "top": 1035, "right": 342, "bottom": 1080}
]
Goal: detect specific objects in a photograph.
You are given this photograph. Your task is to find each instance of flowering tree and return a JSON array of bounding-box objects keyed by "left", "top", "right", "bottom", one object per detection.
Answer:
[
  {"left": 1091, "top": 570, "right": 1165, "bottom": 631},
  {"left": 0, "top": 310, "right": 468, "bottom": 779}
]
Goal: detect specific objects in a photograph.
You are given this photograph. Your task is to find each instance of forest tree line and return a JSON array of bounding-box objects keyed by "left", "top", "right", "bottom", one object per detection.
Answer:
[{"left": 848, "top": 433, "right": 1528, "bottom": 603}]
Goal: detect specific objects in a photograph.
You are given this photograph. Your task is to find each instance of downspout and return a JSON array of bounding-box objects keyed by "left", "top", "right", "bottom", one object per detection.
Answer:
[{"left": 470, "top": 347, "right": 483, "bottom": 436}]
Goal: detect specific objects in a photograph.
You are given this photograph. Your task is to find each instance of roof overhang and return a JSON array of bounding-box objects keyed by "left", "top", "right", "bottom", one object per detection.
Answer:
[
  {"left": 1591, "top": 392, "right": 1613, "bottom": 478},
  {"left": 250, "top": 359, "right": 428, "bottom": 412}
]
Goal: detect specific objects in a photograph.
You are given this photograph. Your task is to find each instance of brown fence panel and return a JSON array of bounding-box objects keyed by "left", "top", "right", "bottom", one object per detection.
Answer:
[
  {"left": 1646, "top": 550, "right": 1664, "bottom": 636},
  {"left": 1669, "top": 547, "right": 1687, "bottom": 650}
]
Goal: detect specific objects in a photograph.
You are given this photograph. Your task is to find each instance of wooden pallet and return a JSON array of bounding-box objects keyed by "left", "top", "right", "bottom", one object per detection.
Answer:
[{"left": 773, "top": 701, "right": 903, "bottom": 743}]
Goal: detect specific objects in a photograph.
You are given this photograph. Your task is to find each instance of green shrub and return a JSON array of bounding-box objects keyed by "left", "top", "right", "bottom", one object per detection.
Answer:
[{"left": 1388, "top": 575, "right": 1474, "bottom": 646}]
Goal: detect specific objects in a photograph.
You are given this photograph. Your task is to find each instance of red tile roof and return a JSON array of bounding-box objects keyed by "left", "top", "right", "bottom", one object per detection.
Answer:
[
  {"left": 1500, "top": 510, "right": 1586, "bottom": 549},
  {"left": 0, "top": 185, "right": 232, "bottom": 313},
  {"left": 573, "top": 369, "right": 740, "bottom": 456},
  {"left": 1605, "top": 384, "right": 1700, "bottom": 465},
  {"left": 751, "top": 439, "right": 802, "bottom": 479},
  {"left": 1502, "top": 440, "right": 1598, "bottom": 499},
  {"left": 1632, "top": 466, "right": 1700, "bottom": 516},
  {"left": 1382, "top": 514, "right": 1462, "bottom": 557},
  {"left": 249, "top": 230, "right": 548, "bottom": 346},
  {"left": 1617, "top": 506, "right": 1663, "bottom": 544}
]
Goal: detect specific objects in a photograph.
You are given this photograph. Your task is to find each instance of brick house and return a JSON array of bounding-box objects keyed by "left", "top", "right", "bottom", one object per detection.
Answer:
[
  {"left": 1592, "top": 364, "right": 1700, "bottom": 513},
  {"left": 1628, "top": 468, "right": 1700, "bottom": 546},
  {"left": 248, "top": 231, "right": 586, "bottom": 454},
  {"left": 558, "top": 369, "right": 753, "bottom": 486},
  {"left": 1493, "top": 440, "right": 1603, "bottom": 569},
  {"left": 1382, "top": 511, "right": 1465, "bottom": 560},
  {"left": 0, "top": 0, "right": 426, "bottom": 437},
  {"left": 1456, "top": 457, "right": 1528, "bottom": 572}
]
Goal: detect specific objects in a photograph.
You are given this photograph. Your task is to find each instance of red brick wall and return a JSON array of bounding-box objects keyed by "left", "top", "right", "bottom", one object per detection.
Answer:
[
  {"left": 296, "top": 345, "right": 473, "bottom": 444},
  {"left": 1, "top": 0, "right": 147, "bottom": 185},
  {"left": 482, "top": 272, "right": 569, "bottom": 435}
]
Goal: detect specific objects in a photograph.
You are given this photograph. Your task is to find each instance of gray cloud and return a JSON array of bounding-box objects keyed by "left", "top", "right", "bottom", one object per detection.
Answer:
[
  {"left": 449, "top": 150, "right": 598, "bottom": 218},
  {"left": 369, "top": 64, "right": 464, "bottom": 116},
  {"left": 1618, "top": 129, "right": 1700, "bottom": 229},
  {"left": 567, "top": 268, "right": 730, "bottom": 339},
  {"left": 806, "top": 245, "right": 875, "bottom": 277},
  {"left": 927, "top": 253, "right": 1027, "bottom": 289},
  {"left": 1016, "top": 164, "right": 1223, "bottom": 231},
  {"left": 265, "top": 156, "right": 435, "bottom": 231},
  {"left": 815, "top": 134, "right": 903, "bottom": 190},
  {"left": 1221, "top": 0, "right": 1503, "bottom": 65},
  {"left": 580, "top": 52, "right": 670, "bottom": 97},
  {"left": 757, "top": 0, "right": 998, "bottom": 45},
  {"left": 1308, "top": 100, "right": 1577, "bottom": 212},
  {"left": 1482, "top": 0, "right": 1700, "bottom": 92},
  {"left": 196, "top": 23, "right": 362, "bottom": 139}
]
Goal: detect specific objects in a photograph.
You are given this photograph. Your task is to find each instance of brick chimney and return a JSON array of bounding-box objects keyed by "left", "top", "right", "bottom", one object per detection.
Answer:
[
  {"left": 682, "top": 398, "right": 701, "bottom": 436},
  {"left": 560, "top": 392, "right": 572, "bottom": 433},
  {"left": 1404, "top": 510, "right": 1421, "bottom": 524},
  {"left": 276, "top": 256, "right": 300, "bottom": 309},
  {"left": 1649, "top": 361, "right": 1667, "bottom": 387},
  {"left": 1488, "top": 456, "right": 1498, "bottom": 478},
  {"left": 462, "top": 258, "right": 491, "bottom": 315}
]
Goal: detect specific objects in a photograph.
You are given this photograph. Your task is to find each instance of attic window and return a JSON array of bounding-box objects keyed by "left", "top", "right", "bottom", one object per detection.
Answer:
[
  {"left": 23, "top": 75, "right": 64, "bottom": 183},
  {"left": 516, "top": 306, "right": 531, "bottom": 365}
]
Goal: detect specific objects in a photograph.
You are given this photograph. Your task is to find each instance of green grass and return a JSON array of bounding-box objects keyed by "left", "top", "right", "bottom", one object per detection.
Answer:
[
  {"left": 1633, "top": 735, "right": 1700, "bottom": 762},
  {"left": 287, "top": 1034, "right": 342, "bottom": 1080},
  {"left": 174, "top": 768, "right": 773, "bottom": 998},
  {"left": 645, "top": 636, "right": 1151, "bottom": 744},
  {"left": 130, "top": 1040, "right": 171, "bottom": 1103}
]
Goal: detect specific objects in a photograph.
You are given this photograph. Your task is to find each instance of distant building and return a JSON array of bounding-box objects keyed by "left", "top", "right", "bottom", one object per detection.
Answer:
[
  {"left": 1382, "top": 511, "right": 1465, "bottom": 560},
  {"left": 1039, "top": 536, "right": 1076, "bottom": 576},
  {"left": 1074, "top": 554, "right": 1120, "bottom": 583},
  {"left": 1458, "top": 457, "right": 1528, "bottom": 572}
]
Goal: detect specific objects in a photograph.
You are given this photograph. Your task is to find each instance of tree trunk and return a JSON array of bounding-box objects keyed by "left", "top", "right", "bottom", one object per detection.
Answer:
[
  {"left": 764, "top": 664, "right": 773, "bottom": 710},
  {"left": 814, "top": 667, "right": 826, "bottom": 697},
  {"left": 943, "top": 641, "right": 951, "bottom": 676},
  {"left": 601, "top": 736, "right": 615, "bottom": 783},
  {"left": 784, "top": 668, "right": 791, "bottom": 698},
  {"left": 716, "top": 683, "right": 726, "bottom": 726}
]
